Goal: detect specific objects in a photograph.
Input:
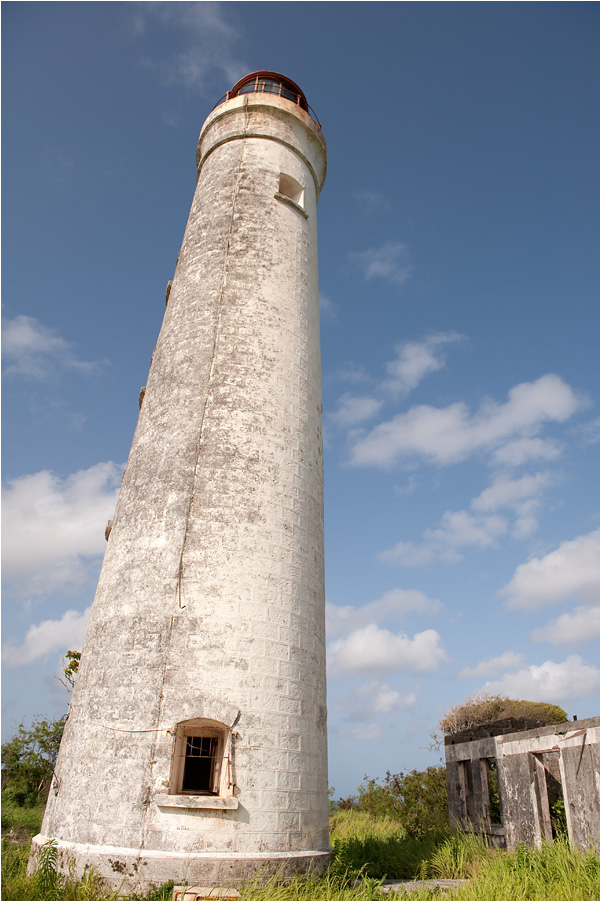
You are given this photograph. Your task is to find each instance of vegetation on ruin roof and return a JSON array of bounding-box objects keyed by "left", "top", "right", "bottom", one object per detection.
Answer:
[{"left": 439, "top": 694, "right": 568, "bottom": 736}]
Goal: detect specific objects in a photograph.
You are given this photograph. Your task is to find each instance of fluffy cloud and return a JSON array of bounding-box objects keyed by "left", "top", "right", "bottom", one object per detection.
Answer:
[
  {"left": 492, "top": 437, "right": 562, "bottom": 467},
  {"left": 499, "top": 530, "right": 599, "bottom": 611},
  {"left": 330, "top": 334, "right": 463, "bottom": 430},
  {"left": 532, "top": 605, "right": 600, "bottom": 646},
  {"left": 345, "top": 680, "right": 416, "bottom": 723},
  {"left": 329, "top": 393, "right": 383, "bottom": 428},
  {"left": 382, "top": 333, "right": 464, "bottom": 398},
  {"left": 131, "top": 3, "right": 247, "bottom": 91},
  {"left": 2, "top": 315, "right": 101, "bottom": 381},
  {"left": 326, "top": 588, "right": 442, "bottom": 638},
  {"left": 351, "top": 240, "right": 412, "bottom": 287},
  {"left": 482, "top": 655, "right": 599, "bottom": 703},
  {"left": 2, "top": 606, "right": 91, "bottom": 669},
  {"left": 350, "top": 374, "right": 582, "bottom": 469},
  {"left": 2, "top": 462, "right": 122, "bottom": 596},
  {"left": 472, "top": 472, "right": 554, "bottom": 513},
  {"left": 458, "top": 651, "right": 526, "bottom": 679},
  {"left": 472, "top": 471, "right": 556, "bottom": 538},
  {"left": 380, "top": 510, "right": 507, "bottom": 566},
  {"left": 328, "top": 624, "right": 448, "bottom": 678}
]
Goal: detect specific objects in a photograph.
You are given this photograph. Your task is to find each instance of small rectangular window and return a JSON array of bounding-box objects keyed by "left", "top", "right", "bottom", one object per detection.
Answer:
[
  {"left": 169, "top": 719, "right": 232, "bottom": 798},
  {"left": 182, "top": 736, "right": 218, "bottom": 793}
]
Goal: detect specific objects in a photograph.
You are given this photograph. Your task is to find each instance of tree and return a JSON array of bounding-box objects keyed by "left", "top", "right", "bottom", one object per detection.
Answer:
[
  {"left": 1, "top": 716, "right": 66, "bottom": 806},
  {"left": 2, "top": 649, "right": 80, "bottom": 807}
]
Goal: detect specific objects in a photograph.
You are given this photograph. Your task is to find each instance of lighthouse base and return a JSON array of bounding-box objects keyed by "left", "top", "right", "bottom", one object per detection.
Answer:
[{"left": 29, "top": 834, "right": 332, "bottom": 892}]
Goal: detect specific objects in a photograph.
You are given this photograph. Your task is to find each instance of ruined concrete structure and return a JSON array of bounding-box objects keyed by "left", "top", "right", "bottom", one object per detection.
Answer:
[
  {"left": 31, "top": 72, "right": 330, "bottom": 889},
  {"left": 445, "top": 716, "right": 600, "bottom": 851}
]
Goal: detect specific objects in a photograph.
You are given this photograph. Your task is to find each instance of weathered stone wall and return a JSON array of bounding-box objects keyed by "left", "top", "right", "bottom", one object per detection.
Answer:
[
  {"left": 445, "top": 717, "right": 600, "bottom": 852},
  {"left": 32, "top": 91, "right": 329, "bottom": 890}
]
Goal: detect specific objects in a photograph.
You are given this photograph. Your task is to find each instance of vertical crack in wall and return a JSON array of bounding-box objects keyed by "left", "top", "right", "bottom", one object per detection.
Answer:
[{"left": 140, "top": 136, "right": 249, "bottom": 850}]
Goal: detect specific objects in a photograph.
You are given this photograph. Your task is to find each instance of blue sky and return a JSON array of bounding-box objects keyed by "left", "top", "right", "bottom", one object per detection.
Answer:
[{"left": 2, "top": 2, "right": 599, "bottom": 798}]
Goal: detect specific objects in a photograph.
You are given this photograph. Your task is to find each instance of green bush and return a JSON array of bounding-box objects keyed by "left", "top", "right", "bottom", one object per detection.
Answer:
[
  {"left": 1, "top": 716, "right": 66, "bottom": 806},
  {"left": 357, "top": 766, "right": 448, "bottom": 838}
]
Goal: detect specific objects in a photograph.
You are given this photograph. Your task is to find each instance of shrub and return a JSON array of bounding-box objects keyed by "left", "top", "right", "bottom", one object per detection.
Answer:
[
  {"left": 1, "top": 716, "right": 66, "bottom": 806},
  {"left": 357, "top": 766, "right": 448, "bottom": 838},
  {"left": 439, "top": 694, "right": 567, "bottom": 736}
]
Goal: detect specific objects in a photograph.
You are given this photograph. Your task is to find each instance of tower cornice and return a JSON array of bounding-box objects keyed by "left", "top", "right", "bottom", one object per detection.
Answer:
[{"left": 197, "top": 93, "right": 327, "bottom": 198}]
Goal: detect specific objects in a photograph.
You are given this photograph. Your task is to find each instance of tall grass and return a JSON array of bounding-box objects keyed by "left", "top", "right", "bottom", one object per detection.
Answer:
[
  {"left": 1, "top": 806, "right": 598, "bottom": 900},
  {"left": 329, "top": 808, "right": 450, "bottom": 880},
  {"left": 1, "top": 791, "right": 45, "bottom": 841},
  {"left": 443, "top": 837, "right": 600, "bottom": 902}
]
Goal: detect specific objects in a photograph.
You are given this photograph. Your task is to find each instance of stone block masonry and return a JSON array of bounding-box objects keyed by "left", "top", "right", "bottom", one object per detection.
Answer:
[{"left": 30, "top": 73, "right": 330, "bottom": 892}]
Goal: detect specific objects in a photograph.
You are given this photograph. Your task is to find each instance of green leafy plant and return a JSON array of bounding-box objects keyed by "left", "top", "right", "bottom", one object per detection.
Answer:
[
  {"left": 357, "top": 766, "right": 448, "bottom": 838},
  {"left": 33, "top": 839, "right": 62, "bottom": 900},
  {"left": 59, "top": 650, "right": 81, "bottom": 691},
  {"left": 1, "top": 716, "right": 66, "bottom": 806}
]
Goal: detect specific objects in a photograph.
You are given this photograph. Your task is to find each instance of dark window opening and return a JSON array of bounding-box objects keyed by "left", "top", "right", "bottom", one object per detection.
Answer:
[
  {"left": 486, "top": 760, "right": 502, "bottom": 825},
  {"left": 182, "top": 736, "right": 218, "bottom": 794},
  {"left": 542, "top": 752, "right": 567, "bottom": 839}
]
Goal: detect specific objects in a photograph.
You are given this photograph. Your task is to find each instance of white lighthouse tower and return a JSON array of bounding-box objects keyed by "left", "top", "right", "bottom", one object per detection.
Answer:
[{"left": 31, "top": 71, "right": 330, "bottom": 890}]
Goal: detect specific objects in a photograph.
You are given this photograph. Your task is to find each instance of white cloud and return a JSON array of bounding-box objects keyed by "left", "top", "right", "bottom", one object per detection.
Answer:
[
  {"left": 482, "top": 655, "right": 599, "bottom": 703},
  {"left": 458, "top": 651, "right": 526, "bottom": 679},
  {"left": 2, "top": 462, "right": 122, "bottom": 596},
  {"left": 329, "top": 393, "right": 383, "bottom": 428},
  {"left": 382, "top": 333, "right": 464, "bottom": 397},
  {"left": 350, "top": 374, "right": 582, "bottom": 469},
  {"left": 345, "top": 680, "right": 416, "bottom": 723},
  {"left": 351, "top": 240, "right": 412, "bottom": 288},
  {"left": 319, "top": 292, "right": 338, "bottom": 321},
  {"left": 328, "top": 624, "right": 447, "bottom": 678},
  {"left": 499, "top": 530, "right": 600, "bottom": 612},
  {"left": 532, "top": 605, "right": 600, "bottom": 646},
  {"left": 472, "top": 472, "right": 554, "bottom": 513},
  {"left": 326, "top": 588, "right": 442, "bottom": 638},
  {"left": 2, "top": 315, "right": 101, "bottom": 381},
  {"left": 471, "top": 471, "right": 556, "bottom": 538},
  {"left": 380, "top": 509, "right": 507, "bottom": 566},
  {"left": 492, "top": 437, "right": 562, "bottom": 467},
  {"left": 132, "top": 3, "right": 247, "bottom": 92},
  {"left": 2, "top": 606, "right": 91, "bottom": 669},
  {"left": 329, "top": 334, "right": 463, "bottom": 433},
  {"left": 352, "top": 190, "right": 392, "bottom": 213},
  {"left": 393, "top": 475, "right": 420, "bottom": 497}
]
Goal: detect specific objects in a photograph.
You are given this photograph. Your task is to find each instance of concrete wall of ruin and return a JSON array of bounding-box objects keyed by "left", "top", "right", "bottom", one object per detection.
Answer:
[{"left": 445, "top": 716, "right": 600, "bottom": 852}]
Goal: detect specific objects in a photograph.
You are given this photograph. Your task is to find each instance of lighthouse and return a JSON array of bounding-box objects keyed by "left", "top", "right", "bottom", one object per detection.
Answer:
[{"left": 31, "top": 72, "right": 330, "bottom": 890}]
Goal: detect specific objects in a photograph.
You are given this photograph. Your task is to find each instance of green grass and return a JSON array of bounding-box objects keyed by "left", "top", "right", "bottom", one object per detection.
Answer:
[
  {"left": 440, "top": 838, "right": 600, "bottom": 902},
  {"left": 329, "top": 809, "right": 450, "bottom": 880},
  {"left": 1, "top": 791, "right": 45, "bottom": 842},
  {"left": 1, "top": 805, "right": 598, "bottom": 901}
]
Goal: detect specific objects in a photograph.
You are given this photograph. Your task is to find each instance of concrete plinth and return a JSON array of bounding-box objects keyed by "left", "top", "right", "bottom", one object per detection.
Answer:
[{"left": 30, "top": 834, "right": 331, "bottom": 892}]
